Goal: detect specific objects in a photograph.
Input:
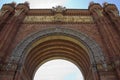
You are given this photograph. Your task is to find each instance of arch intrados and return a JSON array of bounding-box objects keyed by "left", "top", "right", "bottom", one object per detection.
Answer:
[
  {"left": 26, "top": 39, "right": 87, "bottom": 55},
  {"left": 28, "top": 51, "right": 89, "bottom": 77},
  {"left": 26, "top": 47, "right": 89, "bottom": 70},
  {"left": 25, "top": 39, "right": 90, "bottom": 68},
  {"left": 25, "top": 39, "right": 88, "bottom": 60},
  {"left": 24, "top": 37, "right": 91, "bottom": 77}
]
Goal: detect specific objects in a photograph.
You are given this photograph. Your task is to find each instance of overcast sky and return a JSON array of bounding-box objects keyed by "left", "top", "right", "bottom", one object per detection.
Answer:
[{"left": 34, "top": 59, "right": 84, "bottom": 80}]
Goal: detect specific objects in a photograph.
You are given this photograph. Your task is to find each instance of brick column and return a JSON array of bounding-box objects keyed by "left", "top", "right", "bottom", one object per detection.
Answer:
[
  {"left": 89, "top": 2, "right": 119, "bottom": 80},
  {"left": 0, "top": 2, "right": 29, "bottom": 59},
  {"left": 103, "top": 3, "right": 120, "bottom": 36},
  {"left": 0, "top": 2, "right": 29, "bottom": 80},
  {"left": 0, "top": 3, "right": 15, "bottom": 31},
  {"left": 103, "top": 3, "right": 120, "bottom": 79}
]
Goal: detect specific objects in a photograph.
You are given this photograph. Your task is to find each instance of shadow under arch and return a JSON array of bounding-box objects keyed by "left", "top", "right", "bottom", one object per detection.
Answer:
[{"left": 9, "top": 27, "right": 107, "bottom": 80}]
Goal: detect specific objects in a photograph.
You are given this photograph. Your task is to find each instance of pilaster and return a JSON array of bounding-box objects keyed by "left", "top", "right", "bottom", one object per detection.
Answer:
[
  {"left": 89, "top": 2, "right": 120, "bottom": 80},
  {"left": 0, "top": 3, "right": 15, "bottom": 31},
  {"left": 103, "top": 3, "right": 120, "bottom": 36},
  {"left": 103, "top": 4, "right": 120, "bottom": 79},
  {"left": 0, "top": 2, "right": 29, "bottom": 67}
]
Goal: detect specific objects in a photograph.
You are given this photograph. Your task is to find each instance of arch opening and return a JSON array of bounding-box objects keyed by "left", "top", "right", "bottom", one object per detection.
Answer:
[
  {"left": 33, "top": 59, "right": 84, "bottom": 80},
  {"left": 23, "top": 35, "right": 91, "bottom": 80},
  {"left": 10, "top": 28, "right": 106, "bottom": 80}
]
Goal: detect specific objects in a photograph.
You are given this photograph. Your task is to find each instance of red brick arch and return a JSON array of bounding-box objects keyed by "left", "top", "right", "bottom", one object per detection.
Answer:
[{"left": 9, "top": 28, "right": 106, "bottom": 80}]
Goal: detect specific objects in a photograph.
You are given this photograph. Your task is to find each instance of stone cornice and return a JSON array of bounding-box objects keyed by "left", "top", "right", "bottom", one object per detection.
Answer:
[{"left": 27, "top": 9, "right": 91, "bottom": 16}]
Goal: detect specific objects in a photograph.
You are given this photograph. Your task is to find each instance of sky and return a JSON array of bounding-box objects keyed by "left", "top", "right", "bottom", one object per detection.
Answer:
[
  {"left": 0, "top": 0, "right": 120, "bottom": 11},
  {"left": 34, "top": 59, "right": 84, "bottom": 80}
]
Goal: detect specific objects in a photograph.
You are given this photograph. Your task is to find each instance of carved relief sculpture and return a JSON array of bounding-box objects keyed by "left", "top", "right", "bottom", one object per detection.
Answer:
[
  {"left": 110, "top": 10, "right": 119, "bottom": 17},
  {"left": 94, "top": 9, "right": 103, "bottom": 17},
  {"left": 0, "top": 10, "right": 8, "bottom": 16},
  {"left": 52, "top": 6, "right": 66, "bottom": 13},
  {"left": 14, "top": 9, "right": 24, "bottom": 16}
]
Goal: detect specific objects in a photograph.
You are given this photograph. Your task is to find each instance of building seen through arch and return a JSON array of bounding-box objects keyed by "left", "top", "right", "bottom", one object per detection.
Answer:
[{"left": 0, "top": 2, "right": 120, "bottom": 80}]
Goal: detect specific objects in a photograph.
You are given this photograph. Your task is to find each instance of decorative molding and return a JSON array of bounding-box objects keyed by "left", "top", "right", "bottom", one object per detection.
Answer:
[
  {"left": 110, "top": 10, "right": 119, "bottom": 17},
  {"left": 10, "top": 27, "right": 107, "bottom": 71},
  {"left": 0, "top": 62, "right": 17, "bottom": 71},
  {"left": 23, "top": 15, "right": 94, "bottom": 23},
  {"left": 94, "top": 9, "right": 103, "bottom": 17},
  {"left": 0, "top": 10, "right": 8, "bottom": 16},
  {"left": 14, "top": 9, "right": 24, "bottom": 16},
  {"left": 52, "top": 6, "right": 66, "bottom": 13}
]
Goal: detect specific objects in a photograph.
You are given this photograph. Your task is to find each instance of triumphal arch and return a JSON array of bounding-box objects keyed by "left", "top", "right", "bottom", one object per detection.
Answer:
[{"left": 0, "top": 2, "right": 120, "bottom": 80}]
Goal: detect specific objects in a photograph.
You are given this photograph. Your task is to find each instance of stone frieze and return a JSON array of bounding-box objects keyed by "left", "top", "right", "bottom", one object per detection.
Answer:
[{"left": 23, "top": 15, "right": 94, "bottom": 23}]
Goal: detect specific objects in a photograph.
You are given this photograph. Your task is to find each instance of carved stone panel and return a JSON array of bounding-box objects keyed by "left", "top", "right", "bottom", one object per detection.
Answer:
[{"left": 24, "top": 15, "right": 94, "bottom": 23}]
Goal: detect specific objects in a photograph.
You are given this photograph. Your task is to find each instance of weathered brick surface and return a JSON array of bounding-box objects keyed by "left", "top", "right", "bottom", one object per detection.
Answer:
[{"left": 0, "top": 2, "right": 120, "bottom": 80}]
